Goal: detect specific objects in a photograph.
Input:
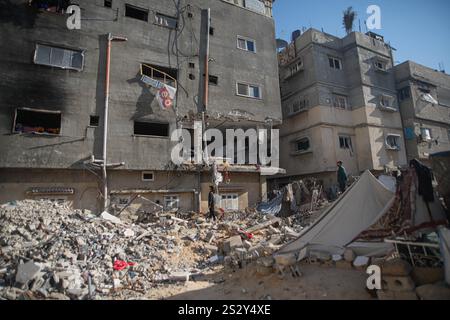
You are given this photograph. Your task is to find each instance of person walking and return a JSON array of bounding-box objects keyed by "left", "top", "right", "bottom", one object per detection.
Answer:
[
  {"left": 207, "top": 186, "right": 217, "bottom": 221},
  {"left": 337, "top": 161, "right": 348, "bottom": 193}
]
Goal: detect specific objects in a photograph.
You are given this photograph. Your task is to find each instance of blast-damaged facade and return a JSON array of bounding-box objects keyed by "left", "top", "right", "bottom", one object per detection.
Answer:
[
  {"left": 0, "top": 0, "right": 282, "bottom": 213},
  {"left": 394, "top": 61, "right": 450, "bottom": 164},
  {"left": 274, "top": 29, "right": 407, "bottom": 189}
]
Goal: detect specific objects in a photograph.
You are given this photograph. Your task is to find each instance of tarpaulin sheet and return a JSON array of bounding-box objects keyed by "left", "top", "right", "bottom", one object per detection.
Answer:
[
  {"left": 257, "top": 191, "right": 283, "bottom": 215},
  {"left": 277, "top": 171, "right": 395, "bottom": 256}
]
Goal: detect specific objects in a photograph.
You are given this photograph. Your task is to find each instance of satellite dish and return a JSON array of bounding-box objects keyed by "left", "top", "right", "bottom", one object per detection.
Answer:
[{"left": 276, "top": 38, "right": 288, "bottom": 50}]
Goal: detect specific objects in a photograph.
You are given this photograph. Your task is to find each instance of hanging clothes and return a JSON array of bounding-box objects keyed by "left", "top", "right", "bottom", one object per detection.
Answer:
[{"left": 410, "top": 159, "right": 435, "bottom": 203}]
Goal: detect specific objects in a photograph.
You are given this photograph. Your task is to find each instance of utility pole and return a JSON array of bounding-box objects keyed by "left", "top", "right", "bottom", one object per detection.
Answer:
[{"left": 102, "top": 33, "right": 127, "bottom": 211}]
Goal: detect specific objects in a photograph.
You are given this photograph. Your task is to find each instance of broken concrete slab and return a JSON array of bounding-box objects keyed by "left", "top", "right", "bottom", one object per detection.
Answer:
[
  {"left": 416, "top": 284, "right": 450, "bottom": 300},
  {"left": 382, "top": 276, "right": 415, "bottom": 292},
  {"left": 169, "top": 271, "right": 190, "bottom": 282},
  {"left": 100, "top": 211, "right": 122, "bottom": 224},
  {"left": 274, "top": 253, "right": 296, "bottom": 267},
  {"left": 310, "top": 250, "right": 331, "bottom": 261},
  {"left": 382, "top": 258, "right": 412, "bottom": 277},
  {"left": 411, "top": 267, "right": 445, "bottom": 286},
  {"left": 343, "top": 248, "right": 356, "bottom": 262},
  {"left": 204, "top": 244, "right": 218, "bottom": 256},
  {"left": 223, "top": 236, "right": 243, "bottom": 255},
  {"left": 15, "top": 261, "right": 41, "bottom": 285},
  {"left": 246, "top": 217, "right": 281, "bottom": 234}
]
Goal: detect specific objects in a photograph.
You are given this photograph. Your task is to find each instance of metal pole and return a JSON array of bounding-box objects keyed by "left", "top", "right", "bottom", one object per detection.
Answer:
[
  {"left": 203, "top": 8, "right": 210, "bottom": 111},
  {"left": 102, "top": 33, "right": 127, "bottom": 211},
  {"left": 102, "top": 33, "right": 112, "bottom": 211}
]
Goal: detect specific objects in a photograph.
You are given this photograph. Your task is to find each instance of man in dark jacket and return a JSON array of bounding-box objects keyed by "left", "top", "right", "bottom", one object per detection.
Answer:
[
  {"left": 337, "top": 161, "right": 348, "bottom": 193},
  {"left": 208, "top": 186, "right": 216, "bottom": 221}
]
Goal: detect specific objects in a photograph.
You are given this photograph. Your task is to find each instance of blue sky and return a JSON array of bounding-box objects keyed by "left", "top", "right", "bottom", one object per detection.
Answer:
[{"left": 273, "top": 0, "right": 450, "bottom": 72}]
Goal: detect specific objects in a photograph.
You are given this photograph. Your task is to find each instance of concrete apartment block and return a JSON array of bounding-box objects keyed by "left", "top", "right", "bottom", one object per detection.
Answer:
[
  {"left": 394, "top": 61, "right": 450, "bottom": 164},
  {"left": 274, "top": 28, "right": 407, "bottom": 189},
  {"left": 0, "top": 0, "right": 281, "bottom": 213}
]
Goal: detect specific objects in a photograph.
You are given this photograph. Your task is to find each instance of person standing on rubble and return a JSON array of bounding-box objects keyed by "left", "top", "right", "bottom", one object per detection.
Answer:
[
  {"left": 208, "top": 186, "right": 217, "bottom": 221},
  {"left": 337, "top": 161, "right": 348, "bottom": 193}
]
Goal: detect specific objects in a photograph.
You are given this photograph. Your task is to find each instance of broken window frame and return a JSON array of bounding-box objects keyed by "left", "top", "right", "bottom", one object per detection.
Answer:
[
  {"left": 125, "top": 4, "right": 149, "bottom": 22},
  {"left": 333, "top": 94, "right": 348, "bottom": 109},
  {"left": 379, "top": 95, "right": 396, "bottom": 110},
  {"left": 141, "top": 63, "right": 178, "bottom": 88},
  {"left": 164, "top": 195, "right": 180, "bottom": 210},
  {"left": 288, "top": 59, "right": 304, "bottom": 77},
  {"left": 104, "top": 0, "right": 112, "bottom": 8},
  {"left": 373, "top": 58, "right": 389, "bottom": 72},
  {"left": 236, "top": 82, "right": 262, "bottom": 99},
  {"left": 385, "top": 134, "right": 401, "bottom": 151},
  {"left": 141, "top": 171, "right": 155, "bottom": 182},
  {"left": 328, "top": 56, "right": 342, "bottom": 70},
  {"left": 13, "top": 107, "right": 62, "bottom": 136},
  {"left": 293, "top": 137, "right": 311, "bottom": 154},
  {"left": 34, "top": 43, "right": 85, "bottom": 71},
  {"left": 339, "top": 135, "right": 353, "bottom": 151},
  {"left": 237, "top": 36, "right": 256, "bottom": 53},
  {"left": 154, "top": 12, "right": 178, "bottom": 30}
]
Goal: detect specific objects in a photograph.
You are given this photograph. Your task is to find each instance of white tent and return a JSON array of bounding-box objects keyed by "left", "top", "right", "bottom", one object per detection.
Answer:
[{"left": 277, "top": 171, "right": 396, "bottom": 257}]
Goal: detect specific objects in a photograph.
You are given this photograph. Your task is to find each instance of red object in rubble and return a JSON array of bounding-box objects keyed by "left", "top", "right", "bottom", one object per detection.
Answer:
[
  {"left": 238, "top": 229, "right": 254, "bottom": 240},
  {"left": 113, "top": 260, "right": 136, "bottom": 271}
]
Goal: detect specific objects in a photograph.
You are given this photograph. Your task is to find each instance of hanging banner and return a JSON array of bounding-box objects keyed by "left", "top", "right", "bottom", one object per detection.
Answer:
[
  {"left": 156, "top": 84, "right": 177, "bottom": 110},
  {"left": 140, "top": 75, "right": 177, "bottom": 110}
]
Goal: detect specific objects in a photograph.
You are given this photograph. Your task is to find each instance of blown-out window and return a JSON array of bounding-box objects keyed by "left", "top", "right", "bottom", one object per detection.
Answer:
[
  {"left": 34, "top": 44, "right": 84, "bottom": 71},
  {"left": 134, "top": 122, "right": 169, "bottom": 137},
  {"left": 386, "top": 135, "right": 401, "bottom": 150},
  {"left": 125, "top": 4, "right": 148, "bottom": 21},
  {"left": 14, "top": 108, "right": 61, "bottom": 135}
]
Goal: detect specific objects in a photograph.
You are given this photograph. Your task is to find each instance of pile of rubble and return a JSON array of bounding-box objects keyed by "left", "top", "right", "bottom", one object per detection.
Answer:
[{"left": 0, "top": 200, "right": 311, "bottom": 300}]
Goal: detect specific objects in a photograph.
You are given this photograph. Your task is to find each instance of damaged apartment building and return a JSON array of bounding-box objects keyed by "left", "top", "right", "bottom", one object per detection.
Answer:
[
  {"left": 0, "top": 0, "right": 282, "bottom": 213},
  {"left": 394, "top": 61, "right": 450, "bottom": 164},
  {"left": 273, "top": 29, "right": 408, "bottom": 189}
]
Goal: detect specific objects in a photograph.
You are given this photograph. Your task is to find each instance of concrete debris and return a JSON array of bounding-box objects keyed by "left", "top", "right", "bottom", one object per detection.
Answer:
[
  {"left": 415, "top": 283, "right": 450, "bottom": 300},
  {"left": 274, "top": 253, "right": 297, "bottom": 267},
  {"left": 15, "top": 261, "right": 41, "bottom": 286},
  {"left": 382, "top": 276, "right": 416, "bottom": 292},
  {"left": 100, "top": 211, "right": 122, "bottom": 224},
  {"left": 223, "top": 236, "right": 243, "bottom": 255},
  {"left": 382, "top": 258, "right": 412, "bottom": 276},
  {"left": 0, "top": 199, "right": 316, "bottom": 300},
  {"left": 343, "top": 249, "right": 356, "bottom": 262}
]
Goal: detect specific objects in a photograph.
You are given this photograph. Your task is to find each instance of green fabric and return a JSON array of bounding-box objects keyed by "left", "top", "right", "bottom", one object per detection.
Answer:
[{"left": 338, "top": 166, "right": 347, "bottom": 183}]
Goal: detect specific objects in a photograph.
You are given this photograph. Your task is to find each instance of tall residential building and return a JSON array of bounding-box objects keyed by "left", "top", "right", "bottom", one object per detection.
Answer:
[
  {"left": 0, "top": 0, "right": 281, "bottom": 213},
  {"left": 394, "top": 61, "right": 450, "bottom": 164},
  {"left": 275, "top": 29, "right": 407, "bottom": 188}
]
